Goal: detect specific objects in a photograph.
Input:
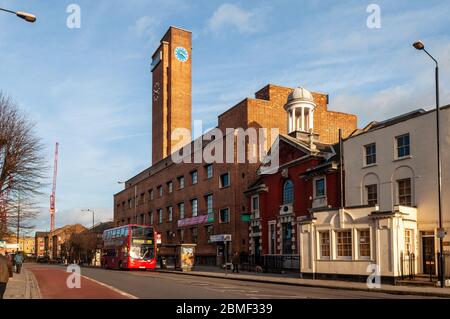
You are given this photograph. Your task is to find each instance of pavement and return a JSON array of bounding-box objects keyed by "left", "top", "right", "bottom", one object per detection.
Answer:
[
  {"left": 155, "top": 265, "right": 450, "bottom": 298},
  {"left": 4, "top": 264, "right": 41, "bottom": 299}
]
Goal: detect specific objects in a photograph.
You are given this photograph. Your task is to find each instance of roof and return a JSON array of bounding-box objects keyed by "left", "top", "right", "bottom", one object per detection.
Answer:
[{"left": 348, "top": 105, "right": 450, "bottom": 138}]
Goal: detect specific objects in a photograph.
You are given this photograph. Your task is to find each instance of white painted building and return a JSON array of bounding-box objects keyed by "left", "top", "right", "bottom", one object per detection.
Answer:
[{"left": 299, "top": 106, "right": 450, "bottom": 282}]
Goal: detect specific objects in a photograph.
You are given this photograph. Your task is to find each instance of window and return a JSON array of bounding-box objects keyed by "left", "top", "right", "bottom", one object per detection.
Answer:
[
  {"left": 283, "top": 180, "right": 294, "bottom": 204},
  {"left": 366, "top": 184, "right": 378, "bottom": 206},
  {"left": 205, "top": 225, "right": 214, "bottom": 243},
  {"left": 167, "top": 181, "right": 173, "bottom": 193},
  {"left": 359, "top": 229, "right": 370, "bottom": 257},
  {"left": 178, "top": 202, "right": 185, "bottom": 219},
  {"left": 158, "top": 209, "right": 163, "bottom": 224},
  {"left": 319, "top": 231, "right": 330, "bottom": 258},
  {"left": 314, "top": 178, "right": 325, "bottom": 198},
  {"left": 220, "top": 172, "right": 230, "bottom": 188},
  {"left": 149, "top": 189, "right": 154, "bottom": 200},
  {"left": 191, "top": 227, "right": 198, "bottom": 243},
  {"left": 336, "top": 230, "right": 352, "bottom": 257},
  {"left": 396, "top": 134, "right": 410, "bottom": 158},
  {"left": 398, "top": 178, "right": 412, "bottom": 206},
  {"left": 281, "top": 223, "right": 293, "bottom": 254},
  {"left": 140, "top": 193, "right": 145, "bottom": 204},
  {"left": 206, "top": 194, "right": 213, "bottom": 214},
  {"left": 205, "top": 164, "right": 213, "bottom": 179},
  {"left": 405, "top": 229, "right": 413, "bottom": 253},
  {"left": 128, "top": 199, "right": 132, "bottom": 209},
  {"left": 158, "top": 185, "right": 163, "bottom": 197},
  {"left": 269, "top": 223, "right": 276, "bottom": 254},
  {"left": 251, "top": 195, "right": 259, "bottom": 218},
  {"left": 167, "top": 206, "right": 173, "bottom": 222},
  {"left": 178, "top": 229, "right": 184, "bottom": 242},
  {"left": 191, "top": 170, "right": 198, "bottom": 185},
  {"left": 178, "top": 176, "right": 185, "bottom": 189},
  {"left": 191, "top": 198, "right": 198, "bottom": 217},
  {"left": 140, "top": 213, "right": 145, "bottom": 225},
  {"left": 365, "top": 143, "right": 376, "bottom": 165},
  {"left": 149, "top": 211, "right": 153, "bottom": 225},
  {"left": 219, "top": 208, "right": 230, "bottom": 223}
]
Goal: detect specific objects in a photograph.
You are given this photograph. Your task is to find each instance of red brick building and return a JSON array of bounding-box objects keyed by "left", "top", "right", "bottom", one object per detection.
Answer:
[
  {"left": 245, "top": 132, "right": 342, "bottom": 257},
  {"left": 113, "top": 26, "right": 357, "bottom": 265}
]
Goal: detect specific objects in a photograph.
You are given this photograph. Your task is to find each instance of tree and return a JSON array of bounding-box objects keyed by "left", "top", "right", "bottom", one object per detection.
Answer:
[{"left": 0, "top": 93, "right": 46, "bottom": 239}]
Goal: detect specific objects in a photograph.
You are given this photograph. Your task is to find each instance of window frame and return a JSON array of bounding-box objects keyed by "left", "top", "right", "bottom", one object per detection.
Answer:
[
  {"left": 319, "top": 231, "right": 331, "bottom": 259},
  {"left": 178, "top": 202, "right": 185, "bottom": 220},
  {"left": 219, "top": 172, "right": 230, "bottom": 188},
  {"left": 314, "top": 177, "right": 326, "bottom": 199},
  {"left": 191, "top": 198, "right": 198, "bottom": 217},
  {"left": 364, "top": 143, "right": 377, "bottom": 166},
  {"left": 191, "top": 170, "right": 198, "bottom": 185},
  {"left": 205, "top": 164, "right": 213, "bottom": 179},
  {"left": 219, "top": 207, "right": 230, "bottom": 224},
  {"left": 366, "top": 184, "right": 378, "bottom": 206},
  {"left": 397, "top": 178, "right": 412, "bottom": 206},
  {"left": 336, "top": 230, "right": 352, "bottom": 259},
  {"left": 358, "top": 229, "right": 371, "bottom": 259},
  {"left": 396, "top": 133, "right": 411, "bottom": 159}
]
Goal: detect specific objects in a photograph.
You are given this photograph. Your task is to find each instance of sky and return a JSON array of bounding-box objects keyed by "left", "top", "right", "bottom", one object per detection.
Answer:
[{"left": 0, "top": 0, "right": 449, "bottom": 232}]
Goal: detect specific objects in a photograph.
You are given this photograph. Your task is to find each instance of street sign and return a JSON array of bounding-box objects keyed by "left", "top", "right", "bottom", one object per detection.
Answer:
[
  {"left": 437, "top": 228, "right": 447, "bottom": 239},
  {"left": 241, "top": 214, "right": 251, "bottom": 222}
]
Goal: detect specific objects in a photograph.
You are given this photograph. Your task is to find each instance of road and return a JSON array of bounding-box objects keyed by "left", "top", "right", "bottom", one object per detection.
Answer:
[{"left": 26, "top": 263, "right": 433, "bottom": 299}]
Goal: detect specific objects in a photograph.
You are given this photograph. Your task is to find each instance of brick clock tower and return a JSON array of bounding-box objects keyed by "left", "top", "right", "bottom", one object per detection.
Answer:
[{"left": 151, "top": 26, "right": 192, "bottom": 164}]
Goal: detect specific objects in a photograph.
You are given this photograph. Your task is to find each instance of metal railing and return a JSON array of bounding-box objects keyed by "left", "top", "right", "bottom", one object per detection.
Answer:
[
  {"left": 240, "top": 254, "right": 300, "bottom": 273},
  {"left": 443, "top": 251, "right": 450, "bottom": 280},
  {"left": 400, "top": 251, "right": 416, "bottom": 280}
]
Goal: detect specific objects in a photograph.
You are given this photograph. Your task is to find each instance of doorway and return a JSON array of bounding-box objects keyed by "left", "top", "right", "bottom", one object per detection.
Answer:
[{"left": 422, "top": 233, "right": 435, "bottom": 275}]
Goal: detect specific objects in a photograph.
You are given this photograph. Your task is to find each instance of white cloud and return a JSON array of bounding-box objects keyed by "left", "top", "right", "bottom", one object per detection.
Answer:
[
  {"left": 131, "top": 15, "right": 158, "bottom": 38},
  {"left": 207, "top": 3, "right": 267, "bottom": 34}
]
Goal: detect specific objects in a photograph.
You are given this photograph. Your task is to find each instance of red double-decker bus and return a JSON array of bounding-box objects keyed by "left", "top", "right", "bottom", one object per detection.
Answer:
[{"left": 101, "top": 224, "right": 157, "bottom": 270}]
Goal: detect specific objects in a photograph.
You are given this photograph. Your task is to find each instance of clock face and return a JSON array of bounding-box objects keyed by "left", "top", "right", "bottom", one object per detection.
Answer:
[
  {"left": 153, "top": 82, "right": 161, "bottom": 101},
  {"left": 174, "top": 47, "right": 189, "bottom": 62}
]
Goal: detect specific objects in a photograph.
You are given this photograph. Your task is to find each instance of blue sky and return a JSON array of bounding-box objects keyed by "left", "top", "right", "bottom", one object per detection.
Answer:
[{"left": 1, "top": 0, "right": 449, "bottom": 231}]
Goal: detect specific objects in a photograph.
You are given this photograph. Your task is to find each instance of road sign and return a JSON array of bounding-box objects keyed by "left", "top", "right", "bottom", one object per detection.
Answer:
[{"left": 437, "top": 228, "right": 447, "bottom": 239}]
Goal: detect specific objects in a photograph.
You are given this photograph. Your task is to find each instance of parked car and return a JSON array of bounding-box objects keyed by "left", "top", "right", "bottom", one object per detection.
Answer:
[{"left": 36, "top": 255, "right": 49, "bottom": 263}]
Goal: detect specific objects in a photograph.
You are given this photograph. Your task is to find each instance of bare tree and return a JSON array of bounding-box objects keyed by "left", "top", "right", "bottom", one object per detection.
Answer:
[{"left": 0, "top": 93, "right": 46, "bottom": 239}]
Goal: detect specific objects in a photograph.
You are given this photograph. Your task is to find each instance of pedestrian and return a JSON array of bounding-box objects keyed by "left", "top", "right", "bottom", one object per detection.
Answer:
[
  {"left": 0, "top": 251, "right": 14, "bottom": 299},
  {"left": 14, "top": 253, "right": 23, "bottom": 274},
  {"left": 232, "top": 251, "right": 240, "bottom": 273}
]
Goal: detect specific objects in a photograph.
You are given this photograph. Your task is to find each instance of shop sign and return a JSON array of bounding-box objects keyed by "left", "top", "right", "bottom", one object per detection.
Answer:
[{"left": 210, "top": 234, "right": 232, "bottom": 243}]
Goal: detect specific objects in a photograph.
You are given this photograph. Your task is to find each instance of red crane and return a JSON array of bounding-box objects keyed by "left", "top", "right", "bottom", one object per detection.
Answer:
[{"left": 49, "top": 142, "right": 59, "bottom": 232}]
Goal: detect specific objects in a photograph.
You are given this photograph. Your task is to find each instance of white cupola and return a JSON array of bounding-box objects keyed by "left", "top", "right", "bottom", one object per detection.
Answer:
[{"left": 284, "top": 87, "right": 316, "bottom": 134}]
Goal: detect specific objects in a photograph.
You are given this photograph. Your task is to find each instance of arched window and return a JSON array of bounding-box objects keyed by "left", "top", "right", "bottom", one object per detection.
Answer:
[{"left": 283, "top": 180, "right": 294, "bottom": 204}]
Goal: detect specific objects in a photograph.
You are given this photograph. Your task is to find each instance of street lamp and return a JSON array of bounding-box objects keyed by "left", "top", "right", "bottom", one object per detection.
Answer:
[
  {"left": 0, "top": 7, "right": 36, "bottom": 23},
  {"left": 81, "top": 209, "right": 95, "bottom": 229},
  {"left": 118, "top": 181, "right": 138, "bottom": 224},
  {"left": 413, "top": 40, "right": 445, "bottom": 288}
]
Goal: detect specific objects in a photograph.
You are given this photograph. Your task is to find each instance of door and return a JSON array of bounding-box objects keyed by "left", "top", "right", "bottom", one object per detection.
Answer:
[{"left": 422, "top": 236, "right": 435, "bottom": 275}]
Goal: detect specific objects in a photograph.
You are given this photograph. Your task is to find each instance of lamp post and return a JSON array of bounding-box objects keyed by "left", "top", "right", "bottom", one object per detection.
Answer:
[
  {"left": 413, "top": 40, "right": 445, "bottom": 288},
  {"left": 82, "top": 209, "right": 95, "bottom": 266},
  {"left": 118, "top": 181, "right": 137, "bottom": 224},
  {"left": 0, "top": 7, "right": 36, "bottom": 23},
  {"left": 81, "top": 209, "right": 95, "bottom": 229}
]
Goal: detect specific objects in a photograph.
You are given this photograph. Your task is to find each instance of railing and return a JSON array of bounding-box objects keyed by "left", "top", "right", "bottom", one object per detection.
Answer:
[
  {"left": 443, "top": 252, "right": 450, "bottom": 280},
  {"left": 400, "top": 251, "right": 416, "bottom": 280},
  {"left": 240, "top": 254, "right": 300, "bottom": 273}
]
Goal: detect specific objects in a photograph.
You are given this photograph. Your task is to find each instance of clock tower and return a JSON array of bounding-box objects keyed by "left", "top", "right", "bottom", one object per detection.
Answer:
[{"left": 151, "top": 26, "right": 192, "bottom": 164}]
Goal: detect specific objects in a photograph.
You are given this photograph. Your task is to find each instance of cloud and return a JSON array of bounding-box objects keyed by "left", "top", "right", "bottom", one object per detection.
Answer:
[
  {"left": 130, "top": 15, "right": 159, "bottom": 38},
  {"left": 207, "top": 3, "right": 267, "bottom": 34}
]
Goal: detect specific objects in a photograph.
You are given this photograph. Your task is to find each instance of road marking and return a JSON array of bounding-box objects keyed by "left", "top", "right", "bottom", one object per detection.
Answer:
[{"left": 80, "top": 275, "right": 138, "bottom": 299}]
